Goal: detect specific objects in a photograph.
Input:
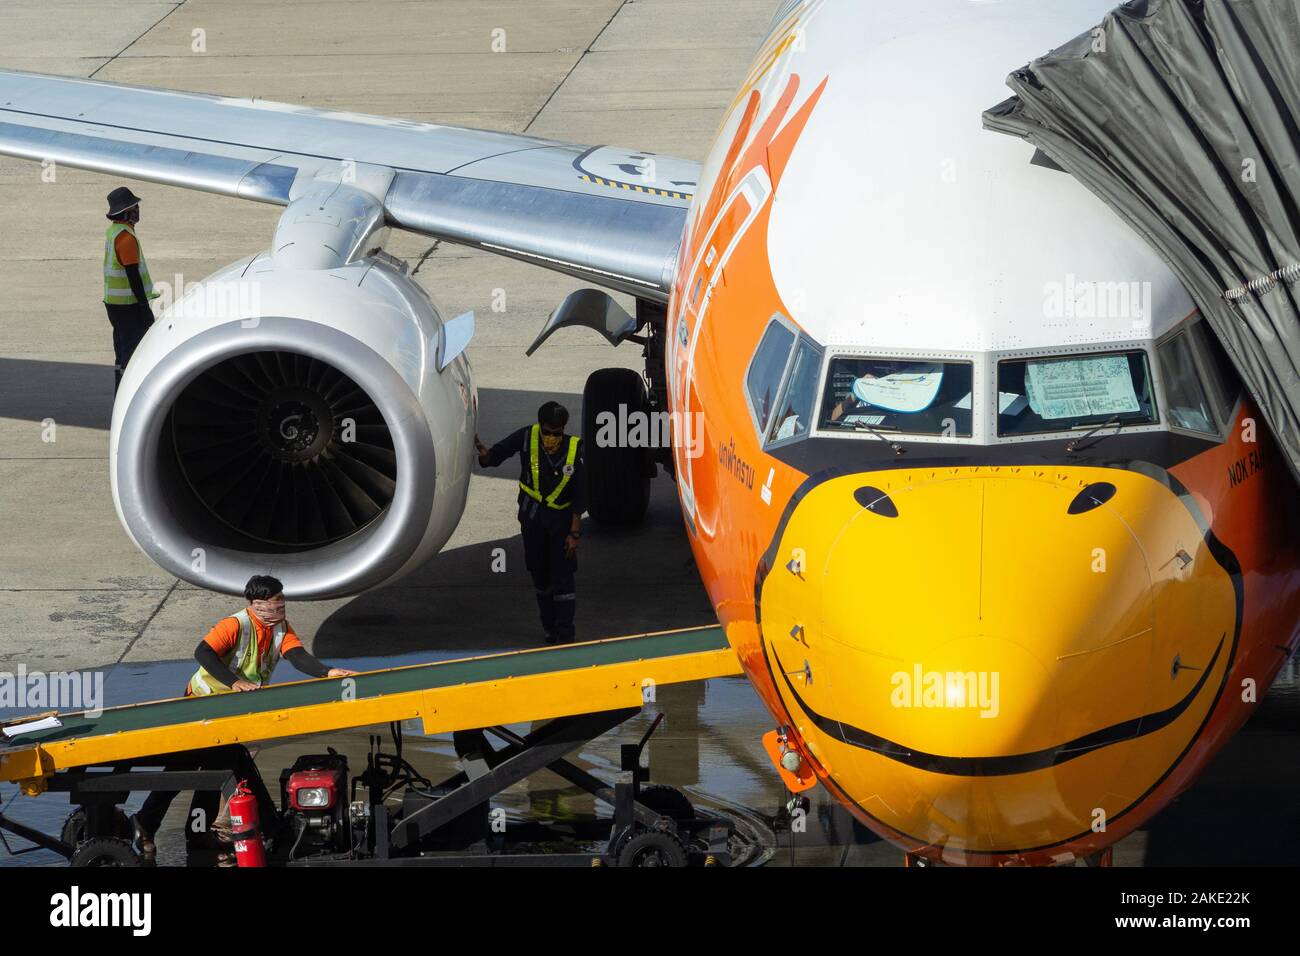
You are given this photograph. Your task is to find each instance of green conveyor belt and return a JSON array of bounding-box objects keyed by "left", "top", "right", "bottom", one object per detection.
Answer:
[{"left": 1, "top": 627, "right": 728, "bottom": 750}]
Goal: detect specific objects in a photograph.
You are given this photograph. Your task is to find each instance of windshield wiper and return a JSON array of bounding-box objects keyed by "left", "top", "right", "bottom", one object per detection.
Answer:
[
  {"left": 1066, "top": 414, "right": 1127, "bottom": 453},
  {"left": 853, "top": 420, "right": 906, "bottom": 456}
]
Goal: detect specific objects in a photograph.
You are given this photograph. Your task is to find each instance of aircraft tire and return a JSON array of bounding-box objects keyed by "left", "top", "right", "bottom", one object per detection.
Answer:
[{"left": 582, "top": 367, "right": 652, "bottom": 527}]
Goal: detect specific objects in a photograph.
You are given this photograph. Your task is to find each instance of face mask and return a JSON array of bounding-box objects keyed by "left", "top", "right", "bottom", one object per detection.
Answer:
[
  {"left": 541, "top": 433, "right": 563, "bottom": 454},
  {"left": 251, "top": 600, "right": 285, "bottom": 624}
]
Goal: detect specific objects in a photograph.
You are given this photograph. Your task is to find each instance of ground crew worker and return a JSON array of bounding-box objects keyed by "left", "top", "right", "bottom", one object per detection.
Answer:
[
  {"left": 186, "top": 574, "right": 355, "bottom": 696},
  {"left": 102, "top": 186, "right": 159, "bottom": 392},
  {"left": 132, "top": 574, "right": 356, "bottom": 861},
  {"left": 475, "top": 401, "right": 586, "bottom": 644}
]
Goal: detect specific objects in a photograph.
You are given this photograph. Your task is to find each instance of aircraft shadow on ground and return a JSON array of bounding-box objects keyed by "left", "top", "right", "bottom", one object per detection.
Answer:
[
  {"left": 0, "top": 357, "right": 113, "bottom": 430},
  {"left": 312, "top": 524, "right": 715, "bottom": 658},
  {"left": 313, "top": 384, "right": 716, "bottom": 657}
]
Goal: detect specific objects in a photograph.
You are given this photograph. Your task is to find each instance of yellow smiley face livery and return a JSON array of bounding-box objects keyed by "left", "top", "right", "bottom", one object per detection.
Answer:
[
  {"left": 658, "top": 0, "right": 1300, "bottom": 865},
  {"left": 756, "top": 465, "right": 1237, "bottom": 861}
]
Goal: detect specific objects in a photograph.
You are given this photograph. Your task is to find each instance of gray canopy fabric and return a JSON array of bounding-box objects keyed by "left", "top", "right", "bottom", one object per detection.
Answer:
[{"left": 984, "top": 0, "right": 1300, "bottom": 483}]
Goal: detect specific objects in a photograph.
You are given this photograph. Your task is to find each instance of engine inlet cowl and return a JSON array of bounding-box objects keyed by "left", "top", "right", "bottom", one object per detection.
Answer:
[{"left": 110, "top": 253, "right": 474, "bottom": 600}]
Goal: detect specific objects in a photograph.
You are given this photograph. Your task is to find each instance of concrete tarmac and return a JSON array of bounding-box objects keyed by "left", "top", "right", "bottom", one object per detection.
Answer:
[
  {"left": 0, "top": 0, "right": 777, "bottom": 670},
  {"left": 2, "top": 1, "right": 1296, "bottom": 869}
]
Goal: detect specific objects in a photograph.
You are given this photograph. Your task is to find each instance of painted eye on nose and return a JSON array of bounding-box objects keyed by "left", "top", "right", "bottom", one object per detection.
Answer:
[
  {"left": 853, "top": 485, "right": 898, "bottom": 517},
  {"left": 1067, "top": 481, "right": 1117, "bottom": 515}
]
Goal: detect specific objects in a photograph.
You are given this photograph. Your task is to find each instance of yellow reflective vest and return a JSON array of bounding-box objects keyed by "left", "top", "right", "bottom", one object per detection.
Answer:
[
  {"left": 188, "top": 609, "right": 288, "bottom": 696},
  {"left": 518, "top": 424, "right": 580, "bottom": 509},
  {"left": 103, "top": 222, "right": 156, "bottom": 306}
]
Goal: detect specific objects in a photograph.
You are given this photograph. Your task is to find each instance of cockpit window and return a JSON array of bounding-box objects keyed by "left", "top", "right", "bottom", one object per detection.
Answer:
[
  {"left": 1158, "top": 332, "right": 1217, "bottom": 435},
  {"left": 997, "top": 350, "right": 1156, "bottom": 436},
  {"left": 767, "top": 339, "right": 823, "bottom": 444},
  {"left": 817, "top": 358, "right": 974, "bottom": 436},
  {"left": 745, "top": 319, "right": 795, "bottom": 435}
]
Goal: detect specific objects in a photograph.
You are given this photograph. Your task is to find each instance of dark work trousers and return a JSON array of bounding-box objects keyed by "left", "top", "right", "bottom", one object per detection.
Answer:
[
  {"left": 103, "top": 302, "right": 153, "bottom": 393},
  {"left": 135, "top": 745, "right": 278, "bottom": 839},
  {"left": 519, "top": 505, "right": 577, "bottom": 643}
]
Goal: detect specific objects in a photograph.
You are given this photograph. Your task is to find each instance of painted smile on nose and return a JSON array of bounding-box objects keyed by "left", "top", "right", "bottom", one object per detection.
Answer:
[
  {"left": 754, "top": 464, "right": 1240, "bottom": 852},
  {"left": 769, "top": 634, "right": 1224, "bottom": 775}
]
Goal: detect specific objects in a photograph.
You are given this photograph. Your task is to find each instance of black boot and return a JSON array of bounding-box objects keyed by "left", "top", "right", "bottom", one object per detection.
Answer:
[{"left": 130, "top": 814, "right": 157, "bottom": 865}]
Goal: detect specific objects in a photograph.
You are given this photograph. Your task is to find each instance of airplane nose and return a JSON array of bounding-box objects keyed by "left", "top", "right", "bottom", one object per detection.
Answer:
[
  {"left": 820, "top": 470, "right": 1155, "bottom": 759},
  {"left": 758, "top": 465, "right": 1235, "bottom": 860}
]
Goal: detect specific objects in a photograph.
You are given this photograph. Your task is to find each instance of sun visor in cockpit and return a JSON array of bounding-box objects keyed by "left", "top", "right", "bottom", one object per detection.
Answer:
[
  {"left": 851, "top": 366, "right": 943, "bottom": 412},
  {"left": 1025, "top": 356, "right": 1140, "bottom": 421}
]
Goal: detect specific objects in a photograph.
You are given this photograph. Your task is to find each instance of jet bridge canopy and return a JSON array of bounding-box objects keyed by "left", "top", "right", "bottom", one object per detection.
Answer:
[{"left": 984, "top": 0, "right": 1300, "bottom": 483}]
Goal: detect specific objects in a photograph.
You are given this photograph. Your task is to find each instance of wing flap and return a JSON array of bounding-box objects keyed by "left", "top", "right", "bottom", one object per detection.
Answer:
[{"left": 386, "top": 170, "right": 688, "bottom": 296}]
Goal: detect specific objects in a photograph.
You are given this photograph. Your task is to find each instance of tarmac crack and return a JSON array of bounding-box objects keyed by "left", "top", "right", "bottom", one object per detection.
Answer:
[
  {"left": 523, "top": 0, "right": 630, "bottom": 134},
  {"left": 113, "top": 578, "right": 181, "bottom": 665},
  {"left": 88, "top": 0, "right": 189, "bottom": 80}
]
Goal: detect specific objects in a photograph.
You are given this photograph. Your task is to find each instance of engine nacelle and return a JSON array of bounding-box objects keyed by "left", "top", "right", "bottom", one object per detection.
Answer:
[{"left": 111, "top": 252, "right": 476, "bottom": 598}]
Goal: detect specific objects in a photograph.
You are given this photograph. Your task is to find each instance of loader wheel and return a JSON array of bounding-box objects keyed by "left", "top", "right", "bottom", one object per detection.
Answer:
[
  {"left": 70, "top": 837, "right": 142, "bottom": 868},
  {"left": 582, "top": 368, "right": 652, "bottom": 527},
  {"left": 617, "top": 831, "right": 688, "bottom": 868}
]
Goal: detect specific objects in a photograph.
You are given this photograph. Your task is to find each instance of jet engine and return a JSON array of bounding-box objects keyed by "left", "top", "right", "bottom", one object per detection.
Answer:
[{"left": 110, "top": 179, "right": 476, "bottom": 598}]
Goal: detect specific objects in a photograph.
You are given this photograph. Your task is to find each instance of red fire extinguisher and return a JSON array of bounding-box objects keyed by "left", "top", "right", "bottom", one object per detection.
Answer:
[{"left": 228, "top": 780, "right": 267, "bottom": 868}]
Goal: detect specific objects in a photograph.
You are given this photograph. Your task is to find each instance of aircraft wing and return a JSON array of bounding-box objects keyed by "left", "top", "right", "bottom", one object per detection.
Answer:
[
  {"left": 0, "top": 70, "right": 699, "bottom": 301},
  {"left": 0, "top": 626, "right": 740, "bottom": 782}
]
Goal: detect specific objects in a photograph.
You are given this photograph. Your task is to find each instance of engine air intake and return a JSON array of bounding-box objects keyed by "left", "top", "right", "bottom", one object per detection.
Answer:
[{"left": 169, "top": 351, "right": 397, "bottom": 547}]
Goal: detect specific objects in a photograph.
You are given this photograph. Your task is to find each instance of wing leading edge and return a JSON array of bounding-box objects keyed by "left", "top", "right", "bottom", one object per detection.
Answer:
[{"left": 0, "top": 70, "right": 699, "bottom": 300}]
